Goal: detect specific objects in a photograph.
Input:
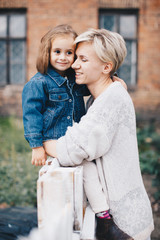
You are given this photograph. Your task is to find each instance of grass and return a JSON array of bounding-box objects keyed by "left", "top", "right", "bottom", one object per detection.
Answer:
[
  {"left": 137, "top": 122, "right": 160, "bottom": 200},
  {"left": 0, "top": 117, "right": 40, "bottom": 207},
  {"left": 0, "top": 116, "right": 160, "bottom": 207}
]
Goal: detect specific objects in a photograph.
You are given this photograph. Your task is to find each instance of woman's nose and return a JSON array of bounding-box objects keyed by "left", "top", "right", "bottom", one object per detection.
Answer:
[{"left": 72, "top": 59, "right": 79, "bottom": 69}]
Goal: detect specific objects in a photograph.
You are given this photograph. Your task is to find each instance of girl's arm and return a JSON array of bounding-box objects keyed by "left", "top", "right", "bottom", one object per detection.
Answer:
[
  {"left": 43, "top": 140, "right": 57, "bottom": 159},
  {"left": 22, "top": 79, "right": 48, "bottom": 166},
  {"left": 22, "top": 79, "right": 47, "bottom": 148}
]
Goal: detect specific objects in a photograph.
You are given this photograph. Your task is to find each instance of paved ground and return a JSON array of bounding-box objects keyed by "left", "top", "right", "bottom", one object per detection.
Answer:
[
  {"left": 0, "top": 207, "right": 37, "bottom": 240},
  {"left": 0, "top": 175, "right": 159, "bottom": 240},
  {"left": 143, "top": 174, "right": 160, "bottom": 240}
]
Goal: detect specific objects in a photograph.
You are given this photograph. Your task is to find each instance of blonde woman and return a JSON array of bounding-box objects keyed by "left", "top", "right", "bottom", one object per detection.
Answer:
[{"left": 43, "top": 28, "right": 154, "bottom": 240}]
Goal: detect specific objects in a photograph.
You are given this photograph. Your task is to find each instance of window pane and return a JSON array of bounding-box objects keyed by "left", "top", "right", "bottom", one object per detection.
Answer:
[
  {"left": 0, "top": 16, "right": 7, "bottom": 37},
  {"left": 131, "top": 41, "right": 137, "bottom": 64},
  {"left": 0, "top": 41, "right": 7, "bottom": 86},
  {"left": 99, "top": 11, "right": 137, "bottom": 86},
  {"left": 9, "top": 15, "right": 26, "bottom": 37},
  {"left": 99, "top": 15, "right": 116, "bottom": 31},
  {"left": 124, "top": 41, "right": 132, "bottom": 64},
  {"left": 130, "top": 41, "right": 137, "bottom": 85},
  {"left": 119, "top": 40, "right": 136, "bottom": 86},
  {"left": 10, "top": 40, "right": 26, "bottom": 84},
  {"left": 119, "top": 64, "right": 131, "bottom": 85},
  {"left": 120, "top": 15, "right": 137, "bottom": 38}
]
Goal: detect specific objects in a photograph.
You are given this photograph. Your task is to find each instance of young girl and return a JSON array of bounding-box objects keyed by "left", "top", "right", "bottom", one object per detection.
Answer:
[{"left": 22, "top": 24, "right": 90, "bottom": 166}]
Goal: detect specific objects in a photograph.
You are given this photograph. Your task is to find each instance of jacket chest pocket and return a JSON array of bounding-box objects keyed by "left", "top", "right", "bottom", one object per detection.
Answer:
[
  {"left": 48, "top": 88, "right": 70, "bottom": 113},
  {"left": 49, "top": 92, "right": 69, "bottom": 102}
]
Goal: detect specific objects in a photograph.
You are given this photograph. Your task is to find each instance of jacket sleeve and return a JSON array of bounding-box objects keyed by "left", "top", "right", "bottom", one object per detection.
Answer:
[
  {"left": 56, "top": 94, "right": 121, "bottom": 166},
  {"left": 22, "top": 79, "right": 47, "bottom": 148}
]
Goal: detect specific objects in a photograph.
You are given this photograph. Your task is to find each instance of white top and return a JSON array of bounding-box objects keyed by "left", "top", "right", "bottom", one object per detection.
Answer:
[{"left": 57, "top": 82, "right": 154, "bottom": 240}]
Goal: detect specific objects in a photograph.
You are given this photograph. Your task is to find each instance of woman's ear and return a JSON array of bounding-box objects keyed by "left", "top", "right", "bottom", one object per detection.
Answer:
[{"left": 103, "top": 62, "right": 113, "bottom": 75}]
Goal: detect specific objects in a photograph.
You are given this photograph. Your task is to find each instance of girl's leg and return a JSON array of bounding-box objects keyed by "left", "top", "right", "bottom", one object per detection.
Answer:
[
  {"left": 83, "top": 160, "right": 133, "bottom": 240},
  {"left": 82, "top": 160, "right": 109, "bottom": 213}
]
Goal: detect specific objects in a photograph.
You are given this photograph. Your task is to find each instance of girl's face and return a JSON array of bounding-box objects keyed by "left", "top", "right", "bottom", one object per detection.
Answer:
[{"left": 50, "top": 35, "right": 75, "bottom": 76}]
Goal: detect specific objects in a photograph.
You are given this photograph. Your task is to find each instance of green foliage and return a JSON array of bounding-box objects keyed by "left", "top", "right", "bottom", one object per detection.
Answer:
[
  {"left": 137, "top": 123, "right": 160, "bottom": 200},
  {"left": 0, "top": 117, "right": 40, "bottom": 207},
  {"left": 0, "top": 117, "right": 160, "bottom": 206}
]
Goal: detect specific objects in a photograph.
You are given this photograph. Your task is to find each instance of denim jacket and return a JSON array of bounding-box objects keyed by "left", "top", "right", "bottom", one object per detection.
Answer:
[{"left": 22, "top": 67, "right": 90, "bottom": 148}]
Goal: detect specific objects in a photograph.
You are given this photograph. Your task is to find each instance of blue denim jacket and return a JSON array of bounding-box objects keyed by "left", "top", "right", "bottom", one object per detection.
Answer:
[{"left": 22, "top": 67, "right": 90, "bottom": 148}]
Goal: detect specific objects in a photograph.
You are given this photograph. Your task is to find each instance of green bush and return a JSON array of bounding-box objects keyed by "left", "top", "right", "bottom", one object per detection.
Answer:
[
  {"left": 0, "top": 117, "right": 40, "bottom": 207},
  {"left": 0, "top": 117, "right": 160, "bottom": 206},
  {"left": 137, "top": 123, "right": 160, "bottom": 200}
]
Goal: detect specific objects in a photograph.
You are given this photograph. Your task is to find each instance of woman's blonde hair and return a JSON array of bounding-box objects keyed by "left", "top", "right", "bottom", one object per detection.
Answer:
[
  {"left": 75, "top": 28, "right": 127, "bottom": 76},
  {"left": 36, "top": 24, "right": 77, "bottom": 74}
]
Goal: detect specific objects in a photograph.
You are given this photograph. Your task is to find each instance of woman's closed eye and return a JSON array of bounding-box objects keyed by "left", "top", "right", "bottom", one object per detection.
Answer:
[
  {"left": 81, "top": 58, "right": 88, "bottom": 62},
  {"left": 78, "top": 55, "right": 88, "bottom": 62}
]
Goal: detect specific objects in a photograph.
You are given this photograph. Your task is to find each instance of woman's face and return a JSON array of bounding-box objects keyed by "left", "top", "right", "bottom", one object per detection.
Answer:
[{"left": 72, "top": 42, "right": 105, "bottom": 88}]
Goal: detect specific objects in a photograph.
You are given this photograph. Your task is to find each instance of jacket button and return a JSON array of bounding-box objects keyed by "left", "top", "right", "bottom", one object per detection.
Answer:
[
  {"left": 67, "top": 116, "right": 70, "bottom": 120},
  {"left": 58, "top": 95, "right": 62, "bottom": 99}
]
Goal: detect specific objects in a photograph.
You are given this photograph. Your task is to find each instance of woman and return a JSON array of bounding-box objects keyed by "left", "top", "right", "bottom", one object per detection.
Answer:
[{"left": 43, "top": 28, "right": 154, "bottom": 240}]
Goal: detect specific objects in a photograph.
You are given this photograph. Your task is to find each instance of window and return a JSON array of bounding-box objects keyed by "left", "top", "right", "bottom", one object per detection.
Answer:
[
  {"left": 99, "top": 10, "right": 138, "bottom": 87},
  {"left": 0, "top": 10, "right": 26, "bottom": 86}
]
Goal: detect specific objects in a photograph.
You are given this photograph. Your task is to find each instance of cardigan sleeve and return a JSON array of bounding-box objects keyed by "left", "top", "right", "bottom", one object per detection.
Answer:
[{"left": 57, "top": 87, "right": 122, "bottom": 166}]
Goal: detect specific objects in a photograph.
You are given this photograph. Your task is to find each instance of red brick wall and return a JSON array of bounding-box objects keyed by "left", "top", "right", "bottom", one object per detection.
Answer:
[
  {"left": 0, "top": 86, "right": 23, "bottom": 116},
  {"left": 0, "top": 0, "right": 27, "bottom": 8},
  {"left": 133, "top": 0, "right": 160, "bottom": 120},
  {"left": 138, "top": 0, "right": 160, "bottom": 89},
  {"left": 0, "top": 0, "right": 160, "bottom": 121}
]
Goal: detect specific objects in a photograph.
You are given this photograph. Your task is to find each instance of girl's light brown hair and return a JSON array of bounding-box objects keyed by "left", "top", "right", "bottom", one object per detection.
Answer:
[{"left": 36, "top": 24, "right": 77, "bottom": 74}]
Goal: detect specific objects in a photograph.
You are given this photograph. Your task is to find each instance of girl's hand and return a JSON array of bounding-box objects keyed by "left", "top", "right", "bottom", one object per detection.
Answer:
[
  {"left": 112, "top": 76, "right": 127, "bottom": 90},
  {"left": 31, "top": 146, "right": 47, "bottom": 166}
]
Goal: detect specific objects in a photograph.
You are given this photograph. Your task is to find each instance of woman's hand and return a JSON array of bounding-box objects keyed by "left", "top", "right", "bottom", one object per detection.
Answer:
[
  {"left": 31, "top": 146, "right": 47, "bottom": 166},
  {"left": 43, "top": 140, "right": 57, "bottom": 158},
  {"left": 112, "top": 76, "right": 127, "bottom": 90}
]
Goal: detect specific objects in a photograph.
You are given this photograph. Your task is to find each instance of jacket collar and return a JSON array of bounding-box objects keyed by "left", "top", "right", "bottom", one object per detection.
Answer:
[{"left": 47, "top": 66, "right": 67, "bottom": 87}]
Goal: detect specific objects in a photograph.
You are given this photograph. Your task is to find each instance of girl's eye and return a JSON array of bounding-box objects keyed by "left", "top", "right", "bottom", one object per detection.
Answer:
[
  {"left": 55, "top": 50, "right": 60, "bottom": 54},
  {"left": 67, "top": 51, "right": 73, "bottom": 55}
]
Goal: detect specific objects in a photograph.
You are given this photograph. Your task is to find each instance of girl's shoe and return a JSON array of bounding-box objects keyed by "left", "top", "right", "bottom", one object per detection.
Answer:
[{"left": 96, "top": 216, "right": 134, "bottom": 240}]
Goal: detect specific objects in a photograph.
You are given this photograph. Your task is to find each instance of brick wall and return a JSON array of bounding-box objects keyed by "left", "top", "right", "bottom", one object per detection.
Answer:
[
  {"left": 133, "top": 0, "right": 160, "bottom": 121},
  {"left": 0, "top": 0, "right": 160, "bottom": 121},
  {"left": 138, "top": 0, "right": 160, "bottom": 89},
  {"left": 0, "top": 0, "right": 27, "bottom": 8},
  {"left": 0, "top": 85, "right": 23, "bottom": 116}
]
